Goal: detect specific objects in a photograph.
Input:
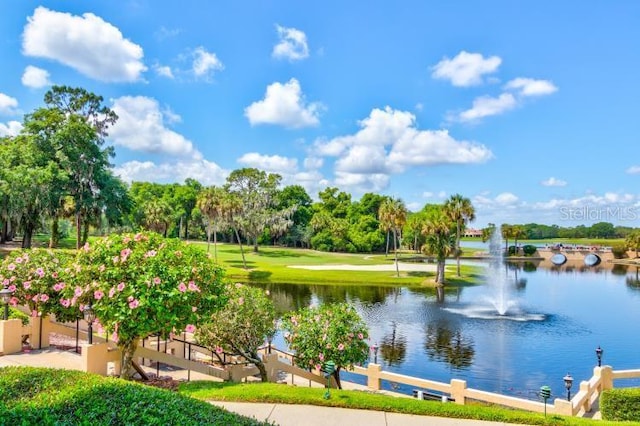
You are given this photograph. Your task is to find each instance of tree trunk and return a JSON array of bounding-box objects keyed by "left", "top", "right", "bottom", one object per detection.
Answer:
[
  {"left": 120, "top": 339, "right": 140, "bottom": 380},
  {"left": 206, "top": 221, "right": 211, "bottom": 253},
  {"left": 393, "top": 229, "right": 399, "bottom": 278},
  {"left": 1, "top": 219, "right": 7, "bottom": 244},
  {"left": 436, "top": 259, "right": 446, "bottom": 285},
  {"left": 213, "top": 227, "right": 218, "bottom": 263},
  {"left": 456, "top": 222, "right": 461, "bottom": 277},
  {"left": 76, "top": 211, "right": 82, "bottom": 249},
  {"left": 234, "top": 228, "right": 247, "bottom": 269},
  {"left": 22, "top": 226, "right": 34, "bottom": 249},
  {"left": 49, "top": 217, "right": 59, "bottom": 248},
  {"left": 185, "top": 217, "right": 189, "bottom": 240},
  {"left": 82, "top": 221, "right": 90, "bottom": 246},
  {"left": 385, "top": 230, "right": 390, "bottom": 256},
  {"left": 333, "top": 368, "right": 342, "bottom": 389},
  {"left": 253, "top": 236, "right": 259, "bottom": 253}
]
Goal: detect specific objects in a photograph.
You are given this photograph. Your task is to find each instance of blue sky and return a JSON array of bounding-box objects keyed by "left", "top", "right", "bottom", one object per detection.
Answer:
[{"left": 1, "top": 1, "right": 639, "bottom": 227}]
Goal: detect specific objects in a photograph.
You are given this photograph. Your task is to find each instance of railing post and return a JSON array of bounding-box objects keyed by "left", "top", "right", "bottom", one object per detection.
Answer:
[
  {"left": 81, "top": 342, "right": 111, "bottom": 376},
  {"left": 450, "top": 379, "right": 467, "bottom": 405},
  {"left": 553, "top": 398, "right": 574, "bottom": 416},
  {"left": 366, "top": 363, "right": 382, "bottom": 390},
  {"left": 29, "top": 315, "right": 50, "bottom": 349},
  {"left": 598, "top": 366, "right": 614, "bottom": 390},
  {"left": 579, "top": 381, "right": 591, "bottom": 412},
  {"left": 0, "top": 319, "right": 23, "bottom": 355}
]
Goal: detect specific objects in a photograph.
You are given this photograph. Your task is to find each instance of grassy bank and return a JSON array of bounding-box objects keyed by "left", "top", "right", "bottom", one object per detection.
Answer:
[{"left": 180, "top": 381, "right": 621, "bottom": 426}]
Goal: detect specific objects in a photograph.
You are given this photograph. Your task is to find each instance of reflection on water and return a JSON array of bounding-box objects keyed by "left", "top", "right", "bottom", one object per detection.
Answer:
[{"left": 254, "top": 261, "right": 640, "bottom": 400}]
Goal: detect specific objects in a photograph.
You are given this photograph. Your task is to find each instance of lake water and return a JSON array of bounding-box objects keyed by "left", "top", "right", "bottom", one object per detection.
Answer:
[{"left": 260, "top": 258, "right": 640, "bottom": 401}]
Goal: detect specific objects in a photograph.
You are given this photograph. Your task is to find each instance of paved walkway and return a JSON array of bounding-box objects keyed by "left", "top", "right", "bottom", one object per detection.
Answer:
[{"left": 0, "top": 348, "right": 526, "bottom": 426}]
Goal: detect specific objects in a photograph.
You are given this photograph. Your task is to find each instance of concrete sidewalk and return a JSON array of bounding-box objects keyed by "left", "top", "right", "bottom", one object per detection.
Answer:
[
  {"left": 0, "top": 348, "right": 528, "bottom": 426},
  {"left": 210, "top": 401, "right": 523, "bottom": 426}
]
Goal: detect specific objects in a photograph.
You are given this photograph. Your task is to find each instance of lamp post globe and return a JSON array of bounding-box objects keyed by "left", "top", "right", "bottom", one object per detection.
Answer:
[
  {"left": 563, "top": 373, "right": 573, "bottom": 401},
  {"left": 595, "top": 346, "right": 603, "bottom": 367},
  {"left": 83, "top": 305, "right": 96, "bottom": 344}
]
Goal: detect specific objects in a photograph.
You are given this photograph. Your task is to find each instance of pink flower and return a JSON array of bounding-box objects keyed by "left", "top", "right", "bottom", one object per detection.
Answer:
[
  {"left": 99, "top": 265, "right": 105, "bottom": 272},
  {"left": 111, "top": 331, "right": 119, "bottom": 343},
  {"left": 108, "top": 287, "right": 116, "bottom": 298},
  {"left": 338, "top": 343, "right": 345, "bottom": 351},
  {"left": 153, "top": 277, "right": 161, "bottom": 285},
  {"left": 60, "top": 299, "right": 71, "bottom": 308},
  {"left": 188, "top": 281, "right": 199, "bottom": 292},
  {"left": 128, "top": 299, "right": 140, "bottom": 309},
  {"left": 185, "top": 324, "right": 196, "bottom": 333},
  {"left": 53, "top": 282, "right": 65, "bottom": 291},
  {"left": 120, "top": 248, "right": 132, "bottom": 257},
  {"left": 358, "top": 333, "right": 364, "bottom": 340},
  {"left": 237, "top": 297, "right": 244, "bottom": 306},
  {"left": 9, "top": 297, "right": 18, "bottom": 306},
  {"left": 40, "top": 294, "right": 49, "bottom": 303},
  {"left": 319, "top": 353, "right": 325, "bottom": 361},
  {"left": 51, "top": 272, "right": 58, "bottom": 279},
  {"left": 177, "top": 282, "right": 187, "bottom": 293},
  {"left": 83, "top": 242, "right": 90, "bottom": 252},
  {"left": 7, "top": 263, "right": 15, "bottom": 271},
  {"left": 32, "top": 294, "right": 39, "bottom": 302},
  {"left": 117, "top": 282, "right": 125, "bottom": 292},
  {"left": 23, "top": 281, "right": 31, "bottom": 290},
  {"left": 191, "top": 306, "right": 197, "bottom": 312},
  {"left": 134, "top": 233, "right": 143, "bottom": 241},
  {"left": 315, "top": 364, "right": 322, "bottom": 371},
  {"left": 15, "top": 257, "right": 23, "bottom": 264},
  {"left": 215, "top": 346, "right": 223, "bottom": 354},
  {"left": 74, "top": 287, "right": 83, "bottom": 297},
  {"left": 123, "top": 236, "right": 131, "bottom": 243},
  {"left": 8, "top": 284, "right": 16, "bottom": 292},
  {"left": 144, "top": 250, "right": 157, "bottom": 258},
  {"left": 112, "top": 256, "right": 120, "bottom": 264},
  {"left": 94, "top": 290, "right": 104, "bottom": 300},
  {"left": 2, "top": 279, "right": 8, "bottom": 286}
]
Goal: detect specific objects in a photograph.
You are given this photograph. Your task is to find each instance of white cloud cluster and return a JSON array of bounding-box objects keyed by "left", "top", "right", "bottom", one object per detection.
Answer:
[
  {"left": 456, "top": 77, "right": 558, "bottom": 123},
  {"left": 272, "top": 25, "right": 309, "bottom": 61},
  {"left": 473, "top": 192, "right": 520, "bottom": 208},
  {"left": 0, "top": 93, "right": 19, "bottom": 115},
  {"left": 21, "top": 65, "right": 51, "bottom": 88},
  {"left": 245, "top": 79, "right": 321, "bottom": 128},
  {"left": 314, "top": 106, "right": 492, "bottom": 192},
  {"left": 626, "top": 165, "right": 640, "bottom": 174},
  {"left": 192, "top": 46, "right": 224, "bottom": 80},
  {"left": 238, "top": 153, "right": 299, "bottom": 172},
  {"left": 0, "top": 121, "right": 23, "bottom": 137},
  {"left": 22, "top": 7, "right": 146, "bottom": 82},
  {"left": 109, "top": 96, "right": 202, "bottom": 159},
  {"left": 114, "top": 159, "right": 227, "bottom": 185},
  {"left": 541, "top": 177, "right": 567, "bottom": 187},
  {"left": 431, "top": 51, "right": 501, "bottom": 87},
  {"left": 154, "top": 64, "right": 174, "bottom": 79}
]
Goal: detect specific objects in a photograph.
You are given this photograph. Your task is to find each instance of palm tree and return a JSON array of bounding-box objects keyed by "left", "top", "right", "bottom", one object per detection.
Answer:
[
  {"left": 379, "top": 198, "right": 408, "bottom": 277},
  {"left": 421, "top": 209, "right": 456, "bottom": 285},
  {"left": 626, "top": 230, "right": 640, "bottom": 258},
  {"left": 511, "top": 225, "right": 526, "bottom": 256},
  {"left": 220, "top": 191, "right": 247, "bottom": 269},
  {"left": 196, "top": 186, "right": 225, "bottom": 261},
  {"left": 444, "top": 194, "right": 476, "bottom": 277},
  {"left": 501, "top": 224, "right": 513, "bottom": 254},
  {"left": 143, "top": 199, "right": 173, "bottom": 236}
]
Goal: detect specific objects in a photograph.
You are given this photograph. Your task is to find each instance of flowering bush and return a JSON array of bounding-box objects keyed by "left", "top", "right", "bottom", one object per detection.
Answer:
[
  {"left": 281, "top": 302, "right": 369, "bottom": 389},
  {"left": 196, "top": 283, "right": 276, "bottom": 381},
  {"left": 0, "top": 249, "right": 73, "bottom": 320},
  {"left": 63, "top": 232, "right": 227, "bottom": 379}
]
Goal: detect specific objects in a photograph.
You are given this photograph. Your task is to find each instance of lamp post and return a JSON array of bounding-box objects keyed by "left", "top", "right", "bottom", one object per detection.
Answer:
[
  {"left": 83, "top": 304, "right": 96, "bottom": 344},
  {"left": 371, "top": 343, "right": 379, "bottom": 364},
  {"left": 563, "top": 373, "right": 573, "bottom": 401},
  {"left": 595, "top": 346, "right": 603, "bottom": 367},
  {"left": 267, "top": 335, "right": 272, "bottom": 354},
  {"left": 0, "top": 287, "right": 12, "bottom": 321}
]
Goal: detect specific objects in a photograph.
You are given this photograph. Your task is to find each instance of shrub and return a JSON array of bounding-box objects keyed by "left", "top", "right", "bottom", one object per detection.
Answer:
[
  {"left": 601, "top": 387, "right": 640, "bottom": 421},
  {"left": 522, "top": 245, "right": 537, "bottom": 256},
  {"left": 610, "top": 243, "right": 628, "bottom": 259},
  {"left": 8, "top": 306, "right": 29, "bottom": 325},
  {"left": 507, "top": 245, "right": 517, "bottom": 256},
  {"left": 0, "top": 366, "right": 268, "bottom": 425}
]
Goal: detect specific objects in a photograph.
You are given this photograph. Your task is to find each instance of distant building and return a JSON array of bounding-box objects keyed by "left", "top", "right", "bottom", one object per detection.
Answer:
[{"left": 463, "top": 228, "right": 483, "bottom": 238}]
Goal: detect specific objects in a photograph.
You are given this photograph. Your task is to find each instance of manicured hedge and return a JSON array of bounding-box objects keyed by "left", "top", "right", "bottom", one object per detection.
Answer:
[
  {"left": 522, "top": 245, "right": 538, "bottom": 256},
  {"left": 0, "top": 367, "right": 268, "bottom": 426},
  {"left": 600, "top": 387, "right": 640, "bottom": 421}
]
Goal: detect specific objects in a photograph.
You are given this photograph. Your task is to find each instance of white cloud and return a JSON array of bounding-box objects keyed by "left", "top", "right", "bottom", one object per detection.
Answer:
[
  {"left": 626, "top": 165, "right": 640, "bottom": 174},
  {"left": 272, "top": 25, "right": 310, "bottom": 61},
  {"left": 109, "top": 96, "right": 201, "bottom": 159},
  {"left": 0, "top": 93, "right": 19, "bottom": 115},
  {"left": 154, "top": 64, "right": 174, "bottom": 79},
  {"left": 541, "top": 177, "right": 567, "bottom": 187},
  {"left": 431, "top": 51, "right": 501, "bottom": 87},
  {"left": 192, "top": 46, "right": 223, "bottom": 80},
  {"left": 21, "top": 65, "right": 51, "bottom": 88},
  {"left": 495, "top": 192, "right": 519, "bottom": 205},
  {"left": 22, "top": 7, "right": 146, "bottom": 82},
  {"left": 238, "top": 152, "right": 299, "bottom": 172},
  {"left": 115, "top": 159, "right": 227, "bottom": 185},
  {"left": 0, "top": 120, "right": 23, "bottom": 136},
  {"left": 423, "top": 191, "right": 447, "bottom": 199},
  {"left": 505, "top": 78, "right": 558, "bottom": 97},
  {"left": 245, "top": 78, "right": 321, "bottom": 128},
  {"left": 303, "top": 157, "right": 323, "bottom": 170},
  {"left": 458, "top": 93, "right": 517, "bottom": 122},
  {"left": 334, "top": 172, "right": 390, "bottom": 193}
]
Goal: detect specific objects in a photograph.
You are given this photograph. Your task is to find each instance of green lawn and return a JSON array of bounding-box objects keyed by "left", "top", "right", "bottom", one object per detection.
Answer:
[
  {"left": 180, "top": 381, "right": 624, "bottom": 426},
  {"left": 193, "top": 242, "right": 481, "bottom": 287}
]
